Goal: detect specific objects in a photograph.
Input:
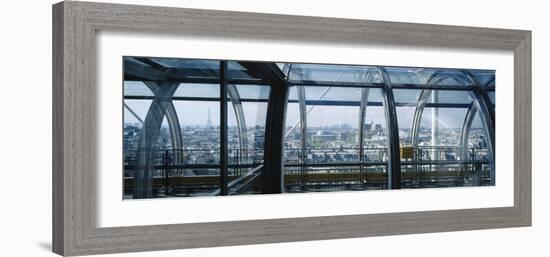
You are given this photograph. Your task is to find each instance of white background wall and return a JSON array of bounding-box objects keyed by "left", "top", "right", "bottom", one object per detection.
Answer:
[{"left": 0, "top": 0, "right": 548, "bottom": 256}]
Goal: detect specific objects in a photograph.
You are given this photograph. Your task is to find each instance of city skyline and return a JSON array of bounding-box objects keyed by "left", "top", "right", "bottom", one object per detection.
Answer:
[
  {"left": 124, "top": 95, "right": 484, "bottom": 129},
  {"left": 122, "top": 56, "right": 495, "bottom": 199}
]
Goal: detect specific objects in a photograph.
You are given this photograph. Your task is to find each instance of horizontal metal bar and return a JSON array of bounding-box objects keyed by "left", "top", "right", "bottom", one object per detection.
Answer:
[
  {"left": 284, "top": 162, "right": 388, "bottom": 167},
  {"left": 124, "top": 95, "right": 269, "bottom": 102},
  {"left": 402, "top": 103, "right": 473, "bottom": 108},
  {"left": 288, "top": 80, "right": 385, "bottom": 88},
  {"left": 390, "top": 83, "right": 476, "bottom": 91},
  {"left": 401, "top": 160, "right": 490, "bottom": 165},
  {"left": 289, "top": 99, "right": 472, "bottom": 108},
  {"left": 124, "top": 76, "right": 266, "bottom": 85},
  {"left": 124, "top": 163, "right": 258, "bottom": 170}
]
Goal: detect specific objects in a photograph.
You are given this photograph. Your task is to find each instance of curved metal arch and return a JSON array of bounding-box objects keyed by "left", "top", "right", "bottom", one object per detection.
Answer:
[
  {"left": 410, "top": 72, "right": 469, "bottom": 148},
  {"left": 133, "top": 81, "right": 181, "bottom": 199},
  {"left": 486, "top": 76, "right": 496, "bottom": 87},
  {"left": 288, "top": 64, "right": 309, "bottom": 187},
  {"left": 227, "top": 84, "right": 248, "bottom": 165},
  {"left": 460, "top": 103, "right": 477, "bottom": 158},
  {"left": 378, "top": 67, "right": 401, "bottom": 189},
  {"left": 357, "top": 69, "right": 381, "bottom": 162},
  {"left": 407, "top": 69, "right": 495, "bottom": 185},
  {"left": 460, "top": 70, "right": 496, "bottom": 185},
  {"left": 143, "top": 82, "right": 183, "bottom": 151}
]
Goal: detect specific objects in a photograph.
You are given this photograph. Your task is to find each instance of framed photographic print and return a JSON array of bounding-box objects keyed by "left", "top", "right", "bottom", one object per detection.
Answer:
[{"left": 52, "top": 1, "right": 531, "bottom": 256}]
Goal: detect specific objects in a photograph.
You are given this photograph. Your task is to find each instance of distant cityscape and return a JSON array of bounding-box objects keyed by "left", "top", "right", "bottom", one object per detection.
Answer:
[{"left": 124, "top": 115, "right": 489, "bottom": 167}]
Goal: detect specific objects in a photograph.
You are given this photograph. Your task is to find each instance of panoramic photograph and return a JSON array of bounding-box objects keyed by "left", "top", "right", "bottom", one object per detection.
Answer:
[{"left": 122, "top": 56, "right": 495, "bottom": 199}]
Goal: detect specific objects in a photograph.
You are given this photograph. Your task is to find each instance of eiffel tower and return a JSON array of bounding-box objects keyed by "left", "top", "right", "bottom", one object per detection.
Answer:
[{"left": 206, "top": 108, "right": 213, "bottom": 128}]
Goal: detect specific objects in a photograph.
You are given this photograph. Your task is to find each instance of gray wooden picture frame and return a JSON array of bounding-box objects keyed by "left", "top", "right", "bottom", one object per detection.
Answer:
[{"left": 52, "top": 1, "right": 531, "bottom": 256}]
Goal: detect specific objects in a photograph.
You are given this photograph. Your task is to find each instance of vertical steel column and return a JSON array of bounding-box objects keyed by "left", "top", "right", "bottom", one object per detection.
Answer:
[
  {"left": 297, "top": 86, "right": 307, "bottom": 188},
  {"left": 358, "top": 87, "right": 369, "bottom": 188},
  {"left": 431, "top": 91, "right": 440, "bottom": 160},
  {"left": 358, "top": 88, "right": 369, "bottom": 161},
  {"left": 238, "top": 62, "right": 289, "bottom": 193},
  {"left": 220, "top": 61, "right": 229, "bottom": 195},
  {"left": 379, "top": 68, "right": 401, "bottom": 189}
]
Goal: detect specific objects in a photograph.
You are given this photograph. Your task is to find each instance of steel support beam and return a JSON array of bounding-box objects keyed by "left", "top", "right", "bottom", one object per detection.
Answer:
[
  {"left": 297, "top": 85, "right": 307, "bottom": 187},
  {"left": 460, "top": 103, "right": 478, "bottom": 185},
  {"left": 227, "top": 84, "right": 249, "bottom": 164},
  {"left": 123, "top": 102, "right": 144, "bottom": 124},
  {"left": 133, "top": 81, "right": 180, "bottom": 199},
  {"left": 239, "top": 61, "right": 288, "bottom": 194},
  {"left": 379, "top": 68, "right": 401, "bottom": 189},
  {"left": 461, "top": 70, "right": 496, "bottom": 185},
  {"left": 358, "top": 88, "right": 370, "bottom": 161},
  {"left": 460, "top": 103, "right": 477, "bottom": 152},
  {"left": 410, "top": 89, "right": 432, "bottom": 147},
  {"left": 220, "top": 61, "right": 229, "bottom": 195},
  {"left": 144, "top": 82, "right": 184, "bottom": 162}
]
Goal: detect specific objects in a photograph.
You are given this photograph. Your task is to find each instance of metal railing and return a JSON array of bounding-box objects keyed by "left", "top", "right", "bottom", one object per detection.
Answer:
[{"left": 123, "top": 146, "right": 492, "bottom": 197}]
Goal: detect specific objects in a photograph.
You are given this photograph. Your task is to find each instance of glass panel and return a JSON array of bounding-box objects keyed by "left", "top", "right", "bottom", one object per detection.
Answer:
[
  {"left": 393, "top": 89, "right": 421, "bottom": 104},
  {"left": 139, "top": 100, "right": 221, "bottom": 198},
  {"left": 288, "top": 64, "right": 382, "bottom": 83},
  {"left": 123, "top": 100, "right": 151, "bottom": 125},
  {"left": 226, "top": 61, "right": 264, "bottom": 81},
  {"left": 396, "top": 106, "right": 417, "bottom": 146},
  {"left": 149, "top": 57, "right": 219, "bottom": 70},
  {"left": 417, "top": 107, "right": 467, "bottom": 146},
  {"left": 304, "top": 86, "right": 363, "bottom": 102},
  {"left": 123, "top": 100, "right": 152, "bottom": 152},
  {"left": 426, "top": 90, "right": 474, "bottom": 104},
  {"left": 235, "top": 85, "right": 270, "bottom": 100},
  {"left": 487, "top": 91, "right": 495, "bottom": 106},
  {"left": 146, "top": 57, "right": 220, "bottom": 79},
  {"left": 393, "top": 89, "right": 474, "bottom": 105},
  {"left": 386, "top": 67, "right": 473, "bottom": 86},
  {"left": 124, "top": 81, "right": 154, "bottom": 97},
  {"left": 123, "top": 57, "right": 497, "bottom": 199},
  {"left": 227, "top": 84, "right": 270, "bottom": 193},
  {"left": 288, "top": 86, "right": 299, "bottom": 101},
  {"left": 173, "top": 83, "right": 220, "bottom": 98},
  {"left": 363, "top": 88, "right": 389, "bottom": 189},
  {"left": 468, "top": 113, "right": 491, "bottom": 162},
  {"left": 284, "top": 101, "right": 302, "bottom": 164},
  {"left": 363, "top": 89, "right": 389, "bottom": 162},
  {"left": 470, "top": 70, "right": 496, "bottom": 86},
  {"left": 172, "top": 101, "right": 220, "bottom": 165},
  {"left": 305, "top": 105, "right": 360, "bottom": 163}
]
